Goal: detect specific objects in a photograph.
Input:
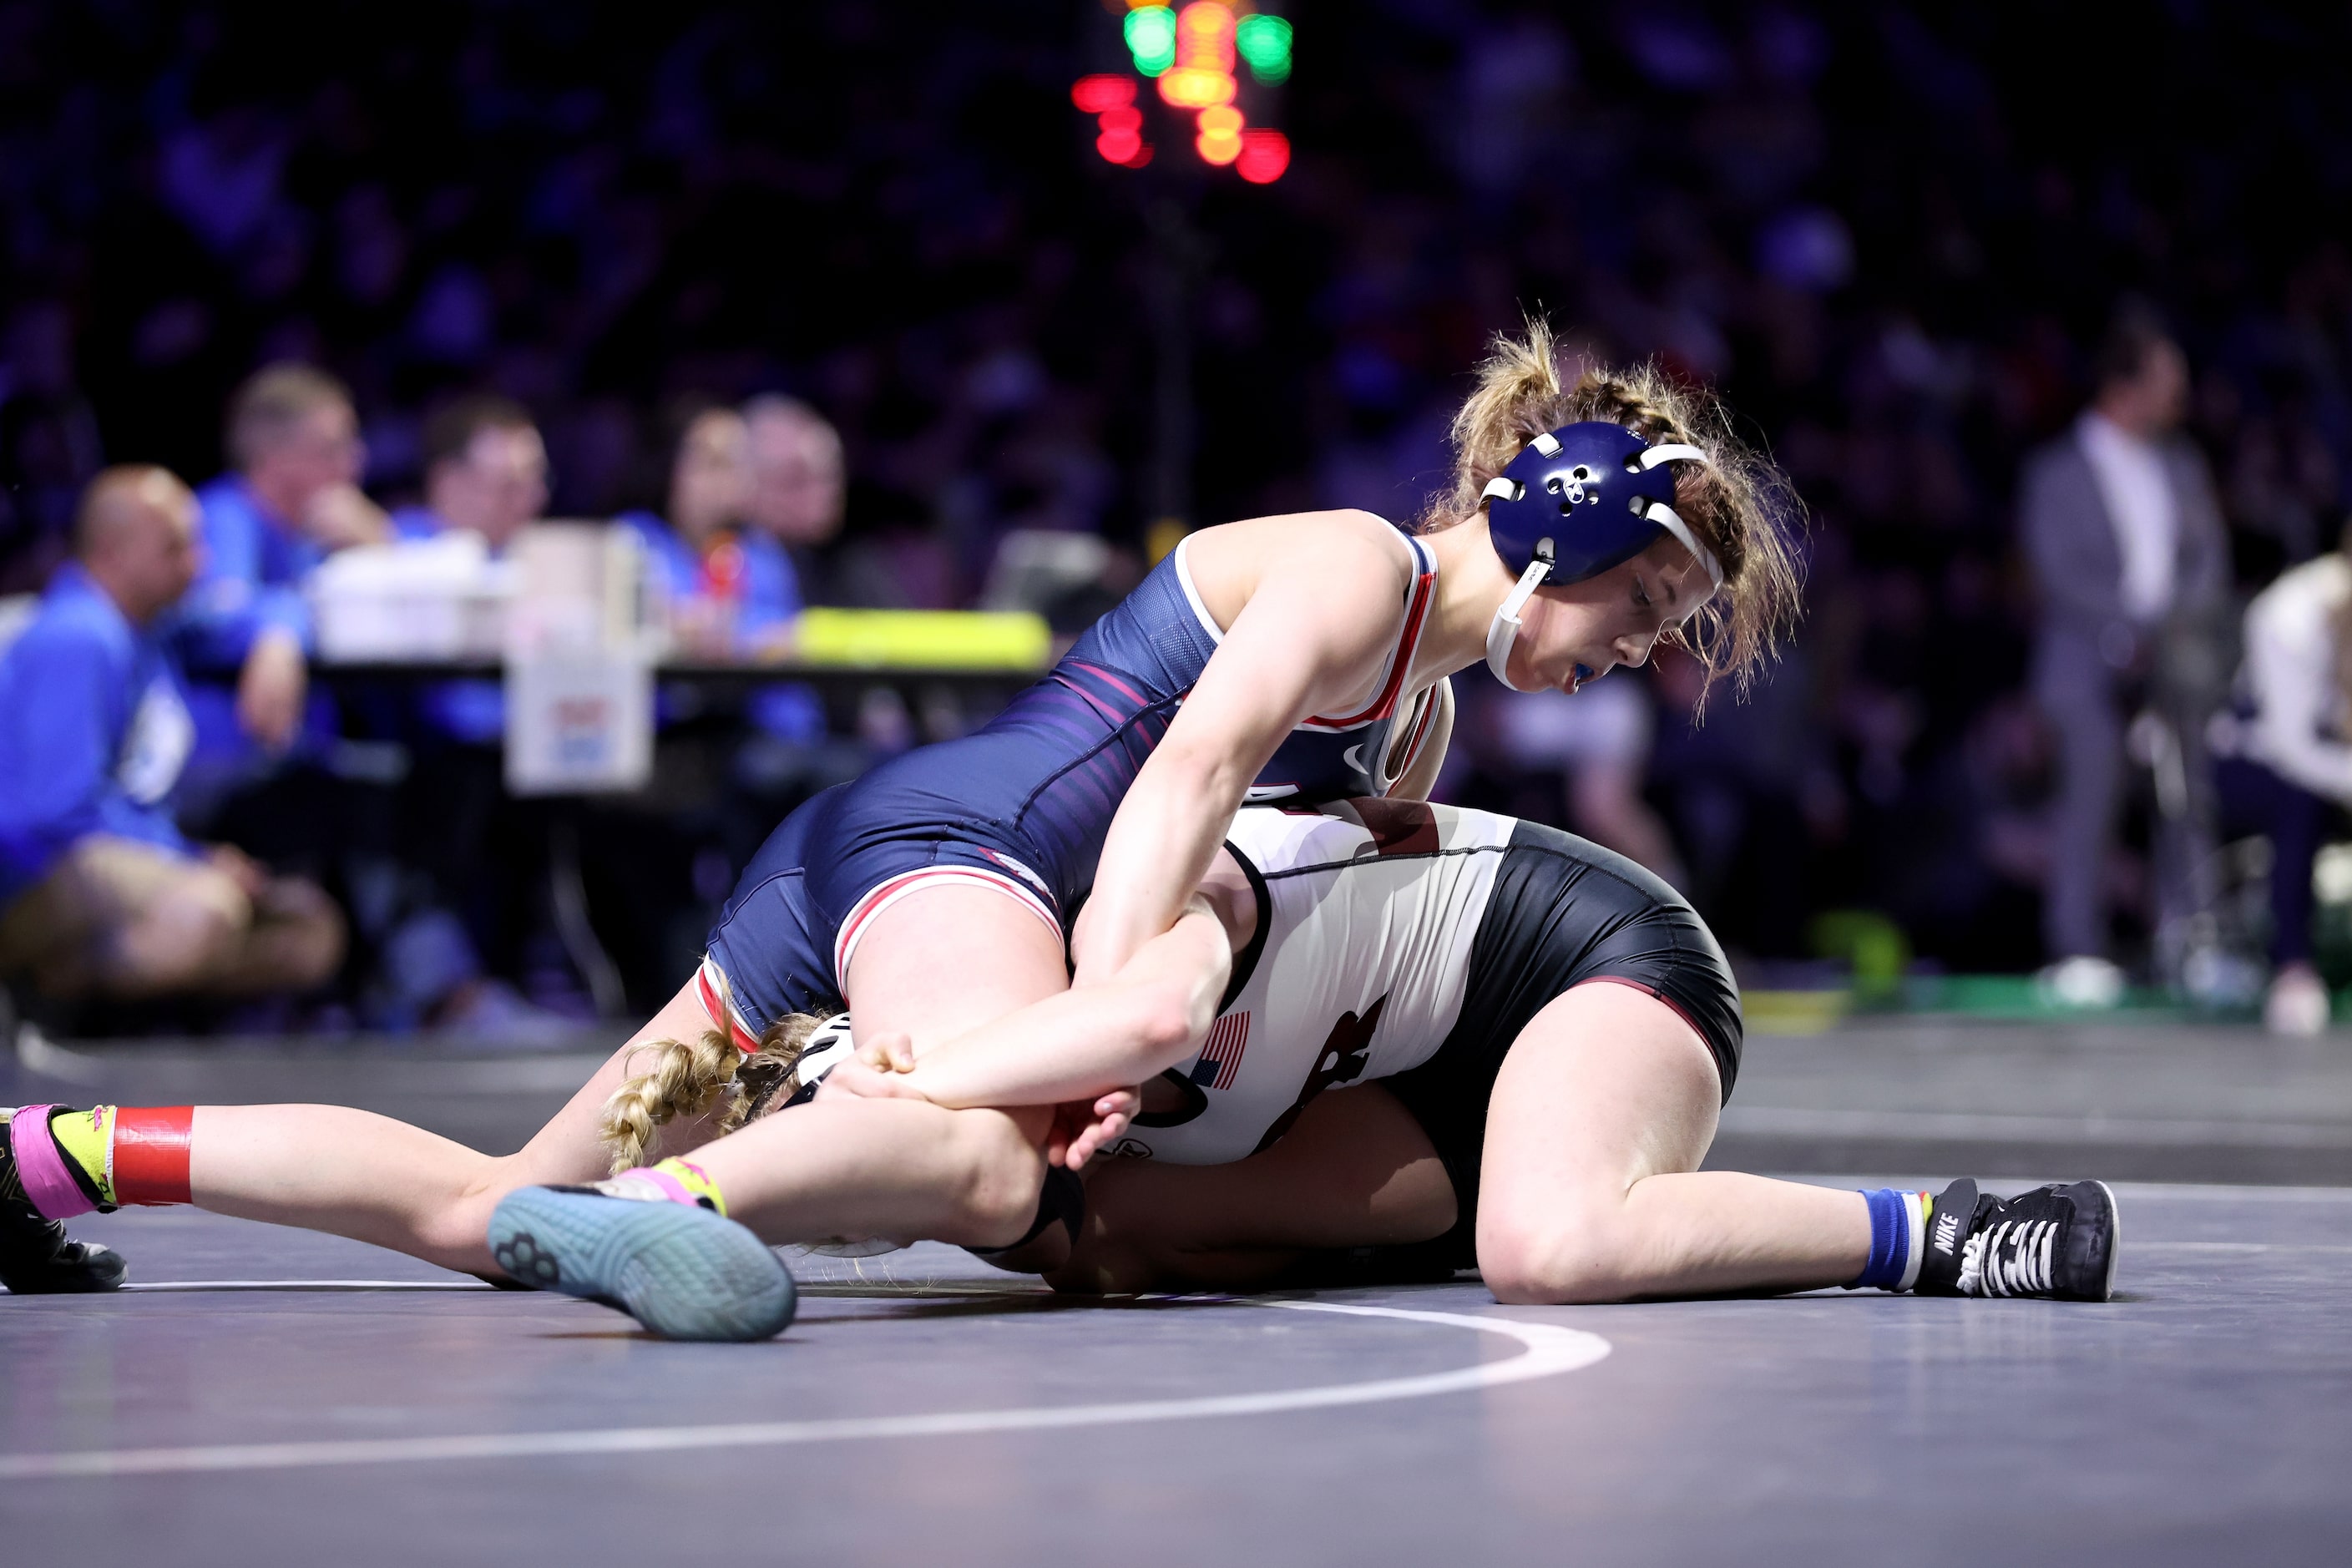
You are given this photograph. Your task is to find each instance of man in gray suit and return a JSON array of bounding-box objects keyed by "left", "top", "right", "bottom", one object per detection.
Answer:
[{"left": 2022, "top": 306, "right": 2230, "bottom": 996}]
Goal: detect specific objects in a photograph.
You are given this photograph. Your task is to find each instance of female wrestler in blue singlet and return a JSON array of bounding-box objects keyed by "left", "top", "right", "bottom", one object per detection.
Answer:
[
  {"left": 695, "top": 324, "right": 1801, "bottom": 1104},
  {"left": 3, "top": 327, "right": 1804, "bottom": 1293}
]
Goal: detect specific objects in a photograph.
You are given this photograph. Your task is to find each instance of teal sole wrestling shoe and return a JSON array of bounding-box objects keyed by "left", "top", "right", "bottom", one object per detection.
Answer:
[{"left": 487, "top": 1186, "right": 797, "bottom": 1342}]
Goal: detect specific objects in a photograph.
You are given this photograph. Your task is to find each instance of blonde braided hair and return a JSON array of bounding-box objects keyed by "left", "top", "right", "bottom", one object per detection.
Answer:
[
  {"left": 596, "top": 994, "right": 834, "bottom": 1174},
  {"left": 1421, "top": 319, "right": 1806, "bottom": 710}
]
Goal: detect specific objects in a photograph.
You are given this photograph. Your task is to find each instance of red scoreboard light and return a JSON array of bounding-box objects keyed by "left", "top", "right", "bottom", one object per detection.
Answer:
[
  {"left": 1235, "top": 127, "right": 1289, "bottom": 184},
  {"left": 1071, "top": 74, "right": 1134, "bottom": 114},
  {"left": 1072, "top": 73, "right": 1152, "bottom": 167},
  {"left": 1076, "top": 3, "right": 1287, "bottom": 180}
]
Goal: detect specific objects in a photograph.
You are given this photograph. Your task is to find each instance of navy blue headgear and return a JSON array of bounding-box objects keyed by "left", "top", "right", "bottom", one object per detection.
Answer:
[{"left": 1478, "top": 421, "right": 1722, "bottom": 689}]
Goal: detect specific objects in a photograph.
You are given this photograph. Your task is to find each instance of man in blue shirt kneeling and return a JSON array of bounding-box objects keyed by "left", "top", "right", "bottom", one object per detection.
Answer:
[{"left": 0, "top": 468, "right": 345, "bottom": 1007}]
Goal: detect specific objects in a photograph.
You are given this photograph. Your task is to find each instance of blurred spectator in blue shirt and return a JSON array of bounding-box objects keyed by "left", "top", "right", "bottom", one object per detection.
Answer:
[
  {"left": 744, "top": 395, "right": 846, "bottom": 607},
  {"left": 392, "top": 393, "right": 549, "bottom": 552},
  {"left": 621, "top": 402, "right": 800, "bottom": 659},
  {"left": 741, "top": 395, "right": 846, "bottom": 747},
  {"left": 181, "top": 364, "right": 388, "bottom": 771},
  {"left": 372, "top": 393, "right": 584, "bottom": 1034},
  {"left": 621, "top": 403, "right": 825, "bottom": 751},
  {"left": 0, "top": 467, "right": 342, "bottom": 1004},
  {"left": 390, "top": 394, "right": 549, "bottom": 743}
]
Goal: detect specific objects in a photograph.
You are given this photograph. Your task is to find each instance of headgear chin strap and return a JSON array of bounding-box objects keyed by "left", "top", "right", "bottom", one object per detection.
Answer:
[
  {"left": 1484, "top": 559, "right": 1552, "bottom": 690},
  {"left": 1479, "top": 423, "right": 1723, "bottom": 690}
]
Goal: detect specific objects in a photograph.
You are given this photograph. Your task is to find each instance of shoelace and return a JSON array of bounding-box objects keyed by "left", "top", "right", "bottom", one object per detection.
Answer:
[{"left": 1955, "top": 1217, "right": 2058, "bottom": 1297}]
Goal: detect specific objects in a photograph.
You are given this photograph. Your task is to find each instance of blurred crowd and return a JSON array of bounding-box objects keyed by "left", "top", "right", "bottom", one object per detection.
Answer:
[
  {"left": 9, "top": 2, "right": 2352, "bottom": 1031},
  {"left": 0, "top": 362, "right": 866, "bottom": 1037}
]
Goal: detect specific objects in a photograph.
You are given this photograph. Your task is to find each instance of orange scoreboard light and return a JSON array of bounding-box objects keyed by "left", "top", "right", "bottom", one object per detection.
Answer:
[{"left": 1072, "top": 2, "right": 1291, "bottom": 182}]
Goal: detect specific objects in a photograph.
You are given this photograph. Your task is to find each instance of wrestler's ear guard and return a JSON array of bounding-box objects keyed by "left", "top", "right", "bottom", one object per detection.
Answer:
[{"left": 1479, "top": 423, "right": 1722, "bottom": 690}]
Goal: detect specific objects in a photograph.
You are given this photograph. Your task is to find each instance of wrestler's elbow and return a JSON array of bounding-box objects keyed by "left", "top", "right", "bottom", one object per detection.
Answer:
[{"left": 1125, "top": 977, "right": 1210, "bottom": 1068}]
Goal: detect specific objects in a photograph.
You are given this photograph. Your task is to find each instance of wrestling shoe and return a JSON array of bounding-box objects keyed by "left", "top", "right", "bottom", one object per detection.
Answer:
[
  {"left": 488, "top": 1184, "right": 797, "bottom": 1342},
  {"left": 0, "top": 1110, "right": 126, "bottom": 1294},
  {"left": 1914, "top": 1178, "right": 2118, "bottom": 1302}
]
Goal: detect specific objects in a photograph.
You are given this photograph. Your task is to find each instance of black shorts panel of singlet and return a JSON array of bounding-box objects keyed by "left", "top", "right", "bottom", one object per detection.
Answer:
[{"left": 1374, "top": 818, "right": 1743, "bottom": 1273}]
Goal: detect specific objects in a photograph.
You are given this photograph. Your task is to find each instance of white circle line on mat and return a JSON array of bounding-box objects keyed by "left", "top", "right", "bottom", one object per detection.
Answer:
[
  {"left": 0, "top": 1298, "right": 1609, "bottom": 1480},
  {"left": 115, "top": 1279, "right": 495, "bottom": 1292}
]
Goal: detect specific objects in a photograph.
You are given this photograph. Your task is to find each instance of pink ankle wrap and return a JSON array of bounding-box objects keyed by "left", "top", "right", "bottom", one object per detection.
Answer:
[
  {"left": 7, "top": 1106, "right": 95, "bottom": 1220},
  {"left": 627, "top": 1166, "right": 700, "bottom": 1208}
]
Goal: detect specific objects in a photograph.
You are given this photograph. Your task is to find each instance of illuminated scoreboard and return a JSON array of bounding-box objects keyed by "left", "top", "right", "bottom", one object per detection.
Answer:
[{"left": 1072, "top": 2, "right": 1292, "bottom": 183}]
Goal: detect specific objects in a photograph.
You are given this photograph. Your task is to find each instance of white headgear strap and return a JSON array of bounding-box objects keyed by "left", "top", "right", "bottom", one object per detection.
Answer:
[
  {"left": 1639, "top": 501, "right": 1725, "bottom": 594},
  {"left": 1635, "top": 444, "right": 1725, "bottom": 591},
  {"left": 1484, "top": 557, "right": 1551, "bottom": 690},
  {"left": 1636, "top": 442, "right": 1731, "bottom": 587}
]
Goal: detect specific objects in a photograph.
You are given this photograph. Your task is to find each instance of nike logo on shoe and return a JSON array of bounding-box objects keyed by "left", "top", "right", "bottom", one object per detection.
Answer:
[{"left": 1934, "top": 1214, "right": 1960, "bottom": 1254}]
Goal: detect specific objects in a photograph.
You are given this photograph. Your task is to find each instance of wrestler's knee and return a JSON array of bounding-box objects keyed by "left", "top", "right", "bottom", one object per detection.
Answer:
[
  {"left": 947, "top": 1110, "right": 1051, "bottom": 1247},
  {"left": 419, "top": 1153, "right": 535, "bottom": 1270},
  {"left": 119, "top": 869, "right": 249, "bottom": 990},
  {"left": 1478, "top": 1201, "right": 1647, "bottom": 1306},
  {"left": 254, "top": 876, "right": 347, "bottom": 990}
]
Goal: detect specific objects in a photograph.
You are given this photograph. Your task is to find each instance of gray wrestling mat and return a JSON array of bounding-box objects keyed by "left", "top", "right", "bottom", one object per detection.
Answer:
[
  {"left": 13, "top": 1015, "right": 2352, "bottom": 1183},
  {"left": 1712, "top": 1019, "right": 2352, "bottom": 1184},
  {"left": 3, "top": 1186, "right": 2349, "bottom": 1565},
  {"left": 5, "top": 1019, "right": 2350, "bottom": 1561}
]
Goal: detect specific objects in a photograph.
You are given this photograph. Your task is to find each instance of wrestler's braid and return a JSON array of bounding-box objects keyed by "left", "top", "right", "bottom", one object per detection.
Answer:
[{"left": 596, "top": 982, "right": 829, "bottom": 1173}]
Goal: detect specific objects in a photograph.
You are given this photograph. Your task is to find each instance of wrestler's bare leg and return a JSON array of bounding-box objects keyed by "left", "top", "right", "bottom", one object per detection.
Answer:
[
  {"left": 835, "top": 880, "right": 1074, "bottom": 1158},
  {"left": 657, "top": 1096, "right": 1050, "bottom": 1251},
  {"left": 1040, "top": 985, "right": 1874, "bottom": 1302},
  {"left": 189, "top": 979, "right": 726, "bottom": 1277},
  {"left": 1471, "top": 984, "right": 1869, "bottom": 1302}
]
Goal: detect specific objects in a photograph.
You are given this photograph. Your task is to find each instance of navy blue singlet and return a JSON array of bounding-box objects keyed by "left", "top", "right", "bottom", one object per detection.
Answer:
[{"left": 697, "top": 528, "right": 1442, "bottom": 1042}]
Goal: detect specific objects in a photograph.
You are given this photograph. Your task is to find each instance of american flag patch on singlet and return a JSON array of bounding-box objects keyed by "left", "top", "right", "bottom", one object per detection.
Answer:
[{"left": 1196, "top": 1013, "right": 1250, "bottom": 1090}]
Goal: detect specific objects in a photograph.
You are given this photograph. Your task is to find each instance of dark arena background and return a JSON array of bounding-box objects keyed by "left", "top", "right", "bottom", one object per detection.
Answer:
[{"left": 3, "top": 4, "right": 2350, "bottom": 1563}]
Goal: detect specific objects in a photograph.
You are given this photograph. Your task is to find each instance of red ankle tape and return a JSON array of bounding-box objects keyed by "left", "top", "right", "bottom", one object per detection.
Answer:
[{"left": 111, "top": 1106, "right": 195, "bottom": 1206}]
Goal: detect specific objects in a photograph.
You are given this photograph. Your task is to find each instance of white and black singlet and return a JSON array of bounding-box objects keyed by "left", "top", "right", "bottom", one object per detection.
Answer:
[{"left": 1120, "top": 799, "right": 1743, "bottom": 1259}]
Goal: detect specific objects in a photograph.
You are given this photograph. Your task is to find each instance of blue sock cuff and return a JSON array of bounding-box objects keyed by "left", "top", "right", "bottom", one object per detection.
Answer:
[{"left": 1848, "top": 1187, "right": 1908, "bottom": 1291}]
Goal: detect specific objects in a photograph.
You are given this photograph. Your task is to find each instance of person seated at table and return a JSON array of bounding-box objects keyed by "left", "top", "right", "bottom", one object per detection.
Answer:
[
  {"left": 180, "top": 363, "right": 388, "bottom": 769},
  {"left": 383, "top": 393, "right": 551, "bottom": 745},
  {"left": 744, "top": 394, "right": 845, "bottom": 608},
  {"left": 739, "top": 395, "right": 849, "bottom": 755},
  {"left": 621, "top": 402, "right": 800, "bottom": 661},
  {"left": 0, "top": 468, "right": 344, "bottom": 1008},
  {"left": 380, "top": 394, "right": 579, "bottom": 1036},
  {"left": 392, "top": 393, "right": 549, "bottom": 554}
]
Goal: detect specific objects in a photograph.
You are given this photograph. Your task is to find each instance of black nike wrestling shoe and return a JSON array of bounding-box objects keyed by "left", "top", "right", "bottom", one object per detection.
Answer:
[
  {"left": 1914, "top": 1178, "right": 2117, "bottom": 1302},
  {"left": 0, "top": 1110, "right": 126, "bottom": 1294}
]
